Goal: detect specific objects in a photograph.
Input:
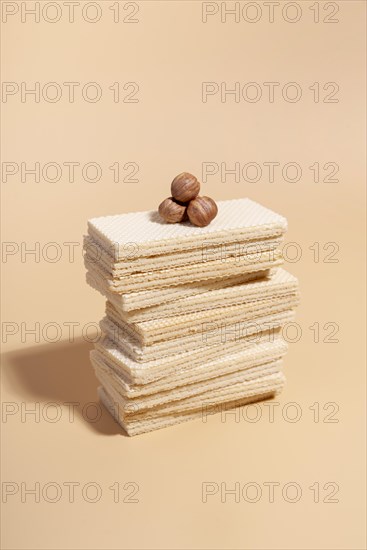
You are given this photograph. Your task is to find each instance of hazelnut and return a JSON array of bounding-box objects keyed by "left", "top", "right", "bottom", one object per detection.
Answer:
[
  {"left": 171, "top": 172, "right": 200, "bottom": 202},
  {"left": 158, "top": 197, "right": 188, "bottom": 223},
  {"left": 187, "top": 196, "right": 218, "bottom": 227}
]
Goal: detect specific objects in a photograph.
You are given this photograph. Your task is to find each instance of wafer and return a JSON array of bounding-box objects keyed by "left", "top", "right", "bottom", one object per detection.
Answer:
[
  {"left": 110, "top": 268, "right": 299, "bottom": 323},
  {"left": 91, "top": 338, "right": 287, "bottom": 397},
  {"left": 105, "top": 293, "right": 300, "bottom": 345},
  {"left": 84, "top": 234, "right": 283, "bottom": 276},
  {"left": 86, "top": 268, "right": 270, "bottom": 311},
  {"left": 88, "top": 198, "right": 287, "bottom": 260},
  {"left": 98, "top": 373, "right": 285, "bottom": 436},
  {"left": 100, "top": 309, "right": 295, "bottom": 366},
  {"left": 85, "top": 249, "right": 283, "bottom": 293},
  {"left": 95, "top": 358, "right": 283, "bottom": 413},
  {"left": 86, "top": 197, "right": 299, "bottom": 436}
]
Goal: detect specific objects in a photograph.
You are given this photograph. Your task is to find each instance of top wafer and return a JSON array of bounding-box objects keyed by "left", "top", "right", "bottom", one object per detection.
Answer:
[{"left": 88, "top": 198, "right": 287, "bottom": 260}]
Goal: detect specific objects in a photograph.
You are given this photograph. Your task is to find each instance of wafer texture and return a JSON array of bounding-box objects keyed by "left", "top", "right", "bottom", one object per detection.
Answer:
[
  {"left": 102, "top": 370, "right": 285, "bottom": 418},
  {"left": 98, "top": 386, "right": 278, "bottom": 436},
  {"left": 100, "top": 309, "right": 295, "bottom": 365},
  {"left": 86, "top": 268, "right": 271, "bottom": 311},
  {"left": 105, "top": 293, "right": 300, "bottom": 345},
  {"left": 91, "top": 338, "right": 287, "bottom": 397},
  {"left": 84, "top": 234, "right": 283, "bottom": 276},
  {"left": 94, "top": 329, "right": 284, "bottom": 384},
  {"left": 112, "top": 268, "right": 299, "bottom": 322},
  {"left": 95, "top": 358, "right": 283, "bottom": 413},
  {"left": 88, "top": 198, "right": 287, "bottom": 260},
  {"left": 85, "top": 249, "right": 283, "bottom": 293},
  {"left": 98, "top": 373, "right": 285, "bottom": 436}
]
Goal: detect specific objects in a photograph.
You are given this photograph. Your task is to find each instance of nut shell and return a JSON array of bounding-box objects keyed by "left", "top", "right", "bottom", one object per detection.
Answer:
[
  {"left": 187, "top": 196, "right": 218, "bottom": 227},
  {"left": 158, "top": 197, "right": 187, "bottom": 223},
  {"left": 171, "top": 172, "right": 200, "bottom": 202}
]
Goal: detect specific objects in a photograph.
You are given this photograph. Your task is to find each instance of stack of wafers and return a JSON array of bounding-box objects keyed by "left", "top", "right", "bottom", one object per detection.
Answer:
[{"left": 85, "top": 198, "right": 299, "bottom": 435}]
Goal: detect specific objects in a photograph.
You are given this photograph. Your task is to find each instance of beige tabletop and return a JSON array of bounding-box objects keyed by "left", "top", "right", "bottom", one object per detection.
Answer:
[{"left": 1, "top": 1, "right": 366, "bottom": 549}]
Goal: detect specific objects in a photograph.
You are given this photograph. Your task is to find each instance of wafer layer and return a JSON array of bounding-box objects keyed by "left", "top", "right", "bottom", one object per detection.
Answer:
[
  {"left": 111, "top": 268, "right": 299, "bottom": 323},
  {"left": 99, "top": 386, "right": 278, "bottom": 436},
  {"left": 100, "top": 310, "right": 295, "bottom": 364},
  {"left": 84, "top": 234, "right": 283, "bottom": 276},
  {"left": 94, "top": 328, "right": 283, "bottom": 383},
  {"left": 100, "top": 367, "right": 284, "bottom": 418},
  {"left": 86, "top": 268, "right": 270, "bottom": 311},
  {"left": 91, "top": 338, "right": 287, "bottom": 398},
  {"left": 85, "top": 249, "right": 283, "bottom": 293},
  {"left": 105, "top": 292, "right": 300, "bottom": 345},
  {"left": 95, "top": 357, "right": 283, "bottom": 413},
  {"left": 88, "top": 198, "right": 287, "bottom": 260},
  {"left": 99, "top": 371, "right": 285, "bottom": 436}
]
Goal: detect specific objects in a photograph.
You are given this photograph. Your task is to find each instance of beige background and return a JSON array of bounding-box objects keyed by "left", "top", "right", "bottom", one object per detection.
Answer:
[{"left": 1, "top": 1, "right": 366, "bottom": 548}]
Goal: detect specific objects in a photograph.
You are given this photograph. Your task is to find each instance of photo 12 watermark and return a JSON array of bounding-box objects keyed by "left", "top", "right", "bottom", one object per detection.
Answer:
[
  {"left": 0, "top": 239, "right": 340, "bottom": 265},
  {"left": 201, "top": 400, "right": 340, "bottom": 424},
  {"left": 200, "top": 319, "right": 340, "bottom": 345},
  {"left": 202, "top": 81, "right": 340, "bottom": 103},
  {"left": 201, "top": 161, "right": 340, "bottom": 183},
  {"left": 1, "top": 82, "right": 140, "bottom": 103},
  {"left": 1, "top": 1, "right": 140, "bottom": 24},
  {"left": 1, "top": 481, "right": 140, "bottom": 504},
  {"left": 1, "top": 161, "right": 140, "bottom": 184},
  {"left": 1, "top": 399, "right": 140, "bottom": 425},
  {"left": 201, "top": 2, "right": 340, "bottom": 24},
  {"left": 201, "top": 480, "right": 340, "bottom": 503}
]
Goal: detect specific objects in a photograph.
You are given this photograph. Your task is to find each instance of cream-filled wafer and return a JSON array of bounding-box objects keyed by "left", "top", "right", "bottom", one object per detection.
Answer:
[
  {"left": 101, "top": 370, "right": 285, "bottom": 419},
  {"left": 85, "top": 249, "right": 283, "bottom": 293},
  {"left": 105, "top": 293, "right": 300, "bottom": 345},
  {"left": 94, "top": 329, "right": 284, "bottom": 384},
  {"left": 86, "top": 268, "right": 270, "bottom": 311},
  {"left": 84, "top": 234, "right": 283, "bottom": 276},
  {"left": 111, "top": 268, "right": 299, "bottom": 323},
  {"left": 88, "top": 198, "right": 287, "bottom": 261},
  {"left": 91, "top": 338, "right": 287, "bottom": 399},
  {"left": 95, "top": 358, "right": 283, "bottom": 413},
  {"left": 100, "top": 309, "right": 295, "bottom": 365},
  {"left": 98, "top": 371, "right": 285, "bottom": 436},
  {"left": 99, "top": 385, "right": 279, "bottom": 436}
]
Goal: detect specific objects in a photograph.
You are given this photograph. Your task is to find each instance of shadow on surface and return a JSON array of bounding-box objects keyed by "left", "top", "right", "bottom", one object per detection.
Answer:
[{"left": 2, "top": 338, "right": 124, "bottom": 436}]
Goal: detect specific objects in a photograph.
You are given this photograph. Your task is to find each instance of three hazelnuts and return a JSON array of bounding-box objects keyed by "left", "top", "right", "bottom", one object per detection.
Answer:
[{"left": 158, "top": 172, "right": 218, "bottom": 227}]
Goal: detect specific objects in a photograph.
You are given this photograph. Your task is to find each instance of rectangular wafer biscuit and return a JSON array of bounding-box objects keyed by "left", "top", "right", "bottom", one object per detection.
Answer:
[
  {"left": 88, "top": 198, "right": 287, "bottom": 260},
  {"left": 100, "top": 367, "right": 284, "bottom": 418},
  {"left": 86, "top": 268, "right": 270, "bottom": 311},
  {"left": 99, "top": 385, "right": 279, "bottom": 436},
  {"left": 105, "top": 293, "right": 300, "bottom": 345},
  {"left": 84, "top": 234, "right": 283, "bottom": 276},
  {"left": 85, "top": 249, "right": 283, "bottom": 293},
  {"left": 100, "top": 309, "right": 295, "bottom": 365},
  {"left": 94, "top": 329, "right": 283, "bottom": 384},
  {"left": 98, "top": 370, "right": 285, "bottom": 436},
  {"left": 95, "top": 358, "right": 283, "bottom": 413},
  {"left": 111, "top": 268, "right": 299, "bottom": 323},
  {"left": 91, "top": 338, "right": 287, "bottom": 397}
]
